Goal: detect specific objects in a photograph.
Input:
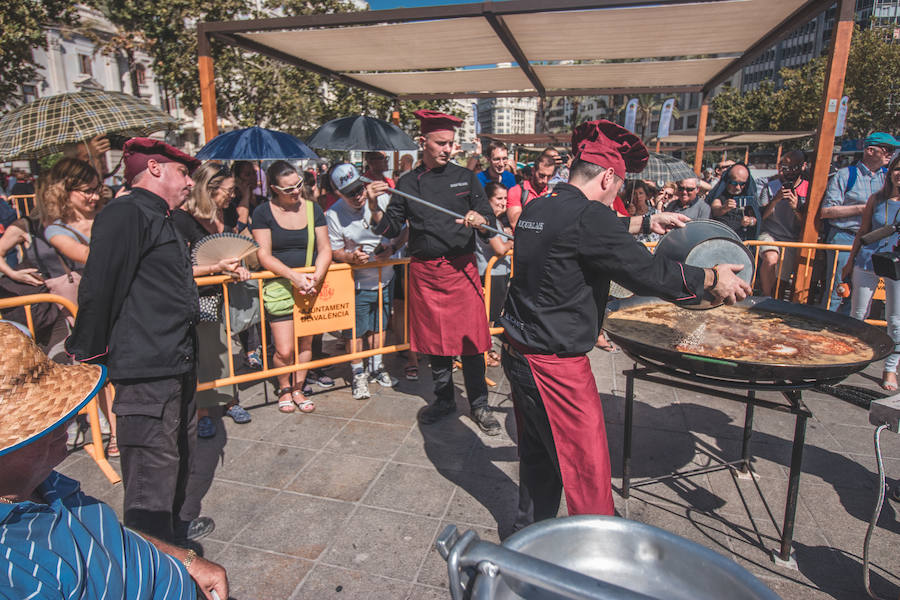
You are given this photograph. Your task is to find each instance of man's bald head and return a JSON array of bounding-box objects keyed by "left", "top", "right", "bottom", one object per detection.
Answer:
[{"left": 724, "top": 164, "right": 750, "bottom": 197}]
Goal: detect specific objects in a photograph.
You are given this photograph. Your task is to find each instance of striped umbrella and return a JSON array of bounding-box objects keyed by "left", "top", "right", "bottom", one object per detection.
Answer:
[
  {"left": 627, "top": 152, "right": 697, "bottom": 186},
  {"left": 0, "top": 90, "right": 178, "bottom": 161}
]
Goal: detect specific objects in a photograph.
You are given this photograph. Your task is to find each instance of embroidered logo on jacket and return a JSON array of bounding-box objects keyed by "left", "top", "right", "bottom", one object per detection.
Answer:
[
  {"left": 449, "top": 182, "right": 469, "bottom": 188},
  {"left": 518, "top": 220, "right": 544, "bottom": 232}
]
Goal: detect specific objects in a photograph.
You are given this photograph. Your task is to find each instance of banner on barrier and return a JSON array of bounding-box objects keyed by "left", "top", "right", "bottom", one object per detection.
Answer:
[{"left": 294, "top": 266, "right": 355, "bottom": 337}]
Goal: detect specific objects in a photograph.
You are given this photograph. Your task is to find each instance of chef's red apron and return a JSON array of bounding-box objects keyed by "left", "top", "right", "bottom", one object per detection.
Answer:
[
  {"left": 523, "top": 351, "right": 615, "bottom": 516},
  {"left": 408, "top": 254, "right": 491, "bottom": 356}
]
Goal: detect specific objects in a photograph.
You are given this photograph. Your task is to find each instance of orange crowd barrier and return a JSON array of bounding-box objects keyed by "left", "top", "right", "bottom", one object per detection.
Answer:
[
  {"left": 0, "top": 293, "right": 120, "bottom": 485},
  {"left": 7, "top": 194, "right": 34, "bottom": 219},
  {"left": 193, "top": 259, "right": 411, "bottom": 392}
]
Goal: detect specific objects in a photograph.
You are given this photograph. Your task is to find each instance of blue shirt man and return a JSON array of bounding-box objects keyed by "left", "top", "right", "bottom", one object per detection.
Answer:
[
  {"left": 820, "top": 132, "right": 897, "bottom": 313},
  {"left": 1, "top": 472, "right": 196, "bottom": 600}
]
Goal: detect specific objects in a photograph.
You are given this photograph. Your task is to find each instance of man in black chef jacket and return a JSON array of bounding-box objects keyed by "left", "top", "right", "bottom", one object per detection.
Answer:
[
  {"left": 367, "top": 110, "right": 501, "bottom": 435},
  {"left": 500, "top": 120, "right": 751, "bottom": 529},
  {"left": 66, "top": 138, "right": 215, "bottom": 544}
]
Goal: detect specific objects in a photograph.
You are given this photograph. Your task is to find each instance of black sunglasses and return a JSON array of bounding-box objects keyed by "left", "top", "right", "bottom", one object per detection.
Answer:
[
  {"left": 727, "top": 179, "right": 749, "bottom": 187},
  {"left": 677, "top": 185, "right": 696, "bottom": 192}
]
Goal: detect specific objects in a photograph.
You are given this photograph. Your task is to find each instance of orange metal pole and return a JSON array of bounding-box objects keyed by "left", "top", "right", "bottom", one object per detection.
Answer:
[
  {"left": 693, "top": 96, "right": 709, "bottom": 175},
  {"left": 198, "top": 26, "right": 219, "bottom": 144},
  {"left": 744, "top": 146, "right": 749, "bottom": 164},
  {"left": 794, "top": 0, "right": 854, "bottom": 302},
  {"left": 655, "top": 139, "right": 661, "bottom": 153},
  {"left": 775, "top": 143, "right": 783, "bottom": 167},
  {"left": 392, "top": 109, "right": 401, "bottom": 173}
]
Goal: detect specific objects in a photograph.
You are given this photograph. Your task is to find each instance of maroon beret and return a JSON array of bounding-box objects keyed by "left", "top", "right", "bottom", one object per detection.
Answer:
[
  {"left": 571, "top": 120, "right": 649, "bottom": 180},
  {"left": 123, "top": 137, "right": 201, "bottom": 185},
  {"left": 414, "top": 109, "right": 463, "bottom": 135}
]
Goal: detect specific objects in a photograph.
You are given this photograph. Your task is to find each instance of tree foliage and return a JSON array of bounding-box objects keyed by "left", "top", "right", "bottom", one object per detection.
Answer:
[
  {"left": 711, "top": 27, "right": 900, "bottom": 136},
  {"left": 103, "top": 0, "right": 457, "bottom": 137},
  {"left": 0, "top": 0, "right": 79, "bottom": 108}
]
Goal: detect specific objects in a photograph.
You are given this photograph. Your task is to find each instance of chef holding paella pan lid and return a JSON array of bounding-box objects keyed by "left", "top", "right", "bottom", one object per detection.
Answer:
[{"left": 498, "top": 119, "right": 751, "bottom": 531}]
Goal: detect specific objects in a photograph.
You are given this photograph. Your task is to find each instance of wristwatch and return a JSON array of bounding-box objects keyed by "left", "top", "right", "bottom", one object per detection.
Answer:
[{"left": 641, "top": 213, "right": 652, "bottom": 235}]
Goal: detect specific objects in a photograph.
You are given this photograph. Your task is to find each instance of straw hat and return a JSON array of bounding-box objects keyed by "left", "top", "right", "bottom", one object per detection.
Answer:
[{"left": 0, "top": 321, "right": 106, "bottom": 457}]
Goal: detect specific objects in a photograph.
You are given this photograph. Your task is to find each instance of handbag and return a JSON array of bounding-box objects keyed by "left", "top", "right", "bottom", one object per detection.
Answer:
[
  {"left": 262, "top": 199, "right": 316, "bottom": 317},
  {"left": 198, "top": 292, "right": 223, "bottom": 322},
  {"left": 227, "top": 279, "right": 260, "bottom": 332}
]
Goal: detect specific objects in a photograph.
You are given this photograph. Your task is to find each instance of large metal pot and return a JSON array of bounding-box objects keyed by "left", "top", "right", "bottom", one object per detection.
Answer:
[{"left": 438, "top": 516, "right": 780, "bottom": 600}]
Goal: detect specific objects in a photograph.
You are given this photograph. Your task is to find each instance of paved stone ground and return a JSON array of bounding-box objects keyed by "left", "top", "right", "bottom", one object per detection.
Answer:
[{"left": 58, "top": 345, "right": 900, "bottom": 600}]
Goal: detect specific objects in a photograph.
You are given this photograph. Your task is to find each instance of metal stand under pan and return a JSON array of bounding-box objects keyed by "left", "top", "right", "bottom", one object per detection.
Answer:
[{"left": 619, "top": 352, "right": 843, "bottom": 570}]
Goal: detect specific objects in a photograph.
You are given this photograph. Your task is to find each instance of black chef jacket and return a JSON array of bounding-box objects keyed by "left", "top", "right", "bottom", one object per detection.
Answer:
[
  {"left": 500, "top": 182, "right": 706, "bottom": 355},
  {"left": 66, "top": 188, "right": 199, "bottom": 380},
  {"left": 372, "top": 163, "right": 492, "bottom": 259}
]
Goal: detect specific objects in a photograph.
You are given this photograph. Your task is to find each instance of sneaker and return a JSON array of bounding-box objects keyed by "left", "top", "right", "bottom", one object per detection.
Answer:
[
  {"left": 419, "top": 401, "right": 456, "bottom": 425},
  {"left": 370, "top": 368, "right": 396, "bottom": 388},
  {"left": 197, "top": 416, "right": 216, "bottom": 439},
  {"left": 225, "top": 404, "right": 252, "bottom": 424},
  {"left": 175, "top": 517, "right": 215, "bottom": 542},
  {"left": 351, "top": 372, "right": 371, "bottom": 400},
  {"left": 471, "top": 407, "right": 502, "bottom": 436},
  {"left": 246, "top": 347, "right": 263, "bottom": 369},
  {"left": 307, "top": 369, "right": 335, "bottom": 389}
]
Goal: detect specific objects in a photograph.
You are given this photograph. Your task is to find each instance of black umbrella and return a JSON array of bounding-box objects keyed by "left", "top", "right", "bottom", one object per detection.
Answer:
[{"left": 306, "top": 116, "right": 418, "bottom": 151}]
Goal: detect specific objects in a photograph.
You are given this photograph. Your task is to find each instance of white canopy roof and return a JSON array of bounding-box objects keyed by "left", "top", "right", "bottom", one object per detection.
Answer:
[{"left": 199, "top": 0, "right": 830, "bottom": 100}]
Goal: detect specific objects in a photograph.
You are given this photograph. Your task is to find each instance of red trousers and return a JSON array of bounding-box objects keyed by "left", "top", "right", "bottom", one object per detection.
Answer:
[{"left": 502, "top": 341, "right": 614, "bottom": 529}]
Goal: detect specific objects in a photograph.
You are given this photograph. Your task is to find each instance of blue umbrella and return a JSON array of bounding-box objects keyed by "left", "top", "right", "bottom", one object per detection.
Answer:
[{"left": 195, "top": 126, "right": 318, "bottom": 160}]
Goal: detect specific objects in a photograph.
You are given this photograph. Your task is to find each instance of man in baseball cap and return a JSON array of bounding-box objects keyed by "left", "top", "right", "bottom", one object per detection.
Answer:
[
  {"left": 500, "top": 120, "right": 750, "bottom": 531},
  {"left": 0, "top": 322, "right": 228, "bottom": 599},
  {"left": 67, "top": 138, "right": 216, "bottom": 544}
]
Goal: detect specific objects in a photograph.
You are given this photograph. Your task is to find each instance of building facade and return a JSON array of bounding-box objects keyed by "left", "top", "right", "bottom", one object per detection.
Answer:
[{"left": 476, "top": 97, "right": 538, "bottom": 135}]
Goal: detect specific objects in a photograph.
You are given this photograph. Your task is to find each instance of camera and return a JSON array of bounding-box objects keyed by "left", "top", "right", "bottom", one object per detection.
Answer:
[{"left": 873, "top": 248, "right": 900, "bottom": 280}]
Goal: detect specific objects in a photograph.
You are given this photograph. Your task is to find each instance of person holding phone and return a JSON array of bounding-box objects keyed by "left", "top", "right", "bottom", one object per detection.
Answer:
[
  {"left": 757, "top": 150, "right": 809, "bottom": 297},
  {"left": 327, "top": 163, "right": 400, "bottom": 400}
]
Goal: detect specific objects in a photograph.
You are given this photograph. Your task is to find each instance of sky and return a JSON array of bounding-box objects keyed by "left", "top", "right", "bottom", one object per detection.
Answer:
[{"left": 367, "top": 0, "right": 480, "bottom": 9}]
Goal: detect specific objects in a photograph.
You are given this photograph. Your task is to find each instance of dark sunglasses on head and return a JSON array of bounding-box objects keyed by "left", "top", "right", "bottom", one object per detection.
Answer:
[
  {"left": 677, "top": 185, "right": 696, "bottom": 192},
  {"left": 727, "top": 179, "right": 748, "bottom": 187}
]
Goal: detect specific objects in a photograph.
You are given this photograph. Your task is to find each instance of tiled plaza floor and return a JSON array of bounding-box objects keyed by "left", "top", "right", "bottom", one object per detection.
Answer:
[{"left": 59, "top": 347, "right": 900, "bottom": 599}]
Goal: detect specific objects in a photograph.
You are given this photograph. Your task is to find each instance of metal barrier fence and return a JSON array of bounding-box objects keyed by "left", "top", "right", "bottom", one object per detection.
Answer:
[
  {"left": 194, "top": 259, "right": 411, "bottom": 392},
  {"left": 7, "top": 194, "right": 34, "bottom": 219},
  {"left": 0, "top": 293, "right": 120, "bottom": 484}
]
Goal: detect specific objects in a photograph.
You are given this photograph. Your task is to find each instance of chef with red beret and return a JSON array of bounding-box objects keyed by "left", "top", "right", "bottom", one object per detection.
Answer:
[
  {"left": 367, "top": 110, "right": 502, "bottom": 435},
  {"left": 66, "top": 138, "right": 218, "bottom": 544},
  {"left": 500, "top": 120, "right": 751, "bottom": 529}
]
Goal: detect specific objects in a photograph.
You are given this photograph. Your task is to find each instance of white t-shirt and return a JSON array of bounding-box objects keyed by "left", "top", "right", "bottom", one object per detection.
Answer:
[{"left": 327, "top": 195, "right": 395, "bottom": 290}]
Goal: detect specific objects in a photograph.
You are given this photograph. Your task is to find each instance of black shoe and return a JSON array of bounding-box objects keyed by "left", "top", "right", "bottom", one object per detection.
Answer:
[
  {"left": 175, "top": 517, "right": 215, "bottom": 542},
  {"left": 471, "top": 407, "right": 501, "bottom": 436},
  {"left": 419, "top": 401, "right": 456, "bottom": 424}
]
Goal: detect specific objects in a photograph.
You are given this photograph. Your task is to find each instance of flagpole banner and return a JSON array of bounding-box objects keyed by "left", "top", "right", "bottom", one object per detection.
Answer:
[
  {"left": 658, "top": 98, "right": 675, "bottom": 140},
  {"left": 624, "top": 98, "right": 639, "bottom": 133},
  {"left": 834, "top": 96, "right": 849, "bottom": 137}
]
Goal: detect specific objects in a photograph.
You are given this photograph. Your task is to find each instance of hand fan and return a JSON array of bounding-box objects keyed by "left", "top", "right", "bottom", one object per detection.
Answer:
[{"left": 192, "top": 232, "right": 259, "bottom": 268}]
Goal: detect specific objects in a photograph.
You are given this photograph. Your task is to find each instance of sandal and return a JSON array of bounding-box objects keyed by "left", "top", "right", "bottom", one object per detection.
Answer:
[
  {"left": 405, "top": 365, "right": 419, "bottom": 381},
  {"left": 882, "top": 371, "right": 898, "bottom": 392},
  {"left": 291, "top": 387, "right": 316, "bottom": 413},
  {"left": 595, "top": 334, "right": 620, "bottom": 353},
  {"left": 485, "top": 349, "right": 501, "bottom": 367},
  {"left": 277, "top": 386, "right": 295, "bottom": 413},
  {"left": 106, "top": 435, "right": 120, "bottom": 458}
]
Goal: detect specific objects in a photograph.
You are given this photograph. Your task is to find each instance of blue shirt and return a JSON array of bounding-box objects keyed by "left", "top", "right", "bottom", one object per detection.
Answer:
[
  {"left": 477, "top": 170, "right": 516, "bottom": 189},
  {"left": 0, "top": 471, "right": 195, "bottom": 600},
  {"left": 822, "top": 163, "right": 886, "bottom": 232}
]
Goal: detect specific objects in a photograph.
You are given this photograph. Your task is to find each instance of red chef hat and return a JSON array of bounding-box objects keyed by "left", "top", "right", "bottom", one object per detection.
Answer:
[
  {"left": 123, "top": 137, "right": 201, "bottom": 185},
  {"left": 414, "top": 109, "right": 463, "bottom": 135},
  {"left": 571, "top": 120, "right": 649, "bottom": 180}
]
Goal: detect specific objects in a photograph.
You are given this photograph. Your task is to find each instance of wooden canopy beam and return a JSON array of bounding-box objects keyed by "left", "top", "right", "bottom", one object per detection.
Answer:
[
  {"left": 794, "top": 0, "right": 855, "bottom": 303},
  {"left": 197, "top": 25, "right": 218, "bottom": 144}
]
